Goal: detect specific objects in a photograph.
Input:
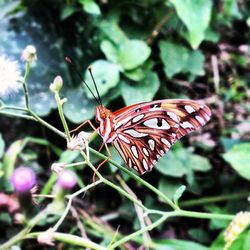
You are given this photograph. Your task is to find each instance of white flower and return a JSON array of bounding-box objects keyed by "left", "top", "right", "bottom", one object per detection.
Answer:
[
  {"left": 21, "top": 45, "right": 37, "bottom": 63},
  {"left": 0, "top": 55, "right": 22, "bottom": 96},
  {"left": 67, "top": 132, "right": 90, "bottom": 150}
]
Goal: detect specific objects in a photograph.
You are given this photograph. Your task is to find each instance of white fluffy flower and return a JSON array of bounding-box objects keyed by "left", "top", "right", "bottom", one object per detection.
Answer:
[{"left": 0, "top": 55, "right": 22, "bottom": 96}]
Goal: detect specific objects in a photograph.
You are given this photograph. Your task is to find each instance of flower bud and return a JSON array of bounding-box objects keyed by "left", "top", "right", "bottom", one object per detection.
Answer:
[
  {"left": 51, "top": 162, "right": 65, "bottom": 175},
  {"left": 21, "top": 45, "right": 37, "bottom": 63},
  {"left": 57, "top": 170, "right": 77, "bottom": 190},
  {"left": 67, "top": 132, "right": 90, "bottom": 150},
  {"left": 50, "top": 75, "right": 63, "bottom": 93},
  {"left": 10, "top": 167, "right": 36, "bottom": 193},
  {"left": 37, "top": 228, "right": 55, "bottom": 246}
]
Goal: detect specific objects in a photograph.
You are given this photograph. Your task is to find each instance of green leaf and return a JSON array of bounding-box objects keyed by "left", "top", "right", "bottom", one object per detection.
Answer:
[
  {"left": 186, "top": 50, "right": 205, "bottom": 76},
  {"left": 170, "top": 0, "right": 213, "bottom": 49},
  {"left": 159, "top": 41, "right": 189, "bottom": 78},
  {"left": 210, "top": 231, "right": 250, "bottom": 250},
  {"left": 158, "top": 178, "right": 182, "bottom": 200},
  {"left": 100, "top": 40, "right": 119, "bottom": 64},
  {"left": 0, "top": 134, "right": 4, "bottom": 159},
  {"left": 100, "top": 20, "right": 128, "bottom": 45},
  {"left": 159, "top": 41, "right": 205, "bottom": 78},
  {"left": 59, "top": 150, "right": 80, "bottom": 164},
  {"left": 204, "top": 28, "right": 220, "bottom": 43},
  {"left": 154, "top": 239, "right": 208, "bottom": 250},
  {"left": 79, "top": 0, "right": 101, "bottom": 15},
  {"left": 2, "top": 140, "right": 23, "bottom": 179},
  {"left": 173, "top": 185, "right": 186, "bottom": 205},
  {"left": 247, "top": 17, "right": 250, "bottom": 27},
  {"left": 118, "top": 40, "right": 151, "bottom": 70},
  {"left": 188, "top": 228, "right": 210, "bottom": 244},
  {"left": 123, "top": 68, "right": 145, "bottom": 81},
  {"left": 223, "top": 143, "right": 250, "bottom": 181},
  {"left": 84, "top": 60, "right": 120, "bottom": 99},
  {"left": 156, "top": 148, "right": 211, "bottom": 177},
  {"left": 0, "top": 0, "right": 20, "bottom": 20},
  {"left": 63, "top": 88, "right": 96, "bottom": 123},
  {"left": 60, "top": 5, "right": 77, "bottom": 20},
  {"left": 121, "top": 72, "right": 160, "bottom": 106}
]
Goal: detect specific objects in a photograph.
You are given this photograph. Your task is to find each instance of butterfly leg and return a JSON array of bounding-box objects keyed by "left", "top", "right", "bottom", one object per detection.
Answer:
[
  {"left": 92, "top": 143, "right": 111, "bottom": 182},
  {"left": 70, "top": 120, "right": 97, "bottom": 134}
]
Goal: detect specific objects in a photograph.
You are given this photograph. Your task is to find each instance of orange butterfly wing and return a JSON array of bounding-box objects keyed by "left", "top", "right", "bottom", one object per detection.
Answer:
[{"left": 111, "top": 99, "right": 211, "bottom": 174}]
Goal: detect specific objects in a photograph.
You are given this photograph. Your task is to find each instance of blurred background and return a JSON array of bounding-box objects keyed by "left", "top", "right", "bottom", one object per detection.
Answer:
[{"left": 0, "top": 0, "right": 250, "bottom": 249}]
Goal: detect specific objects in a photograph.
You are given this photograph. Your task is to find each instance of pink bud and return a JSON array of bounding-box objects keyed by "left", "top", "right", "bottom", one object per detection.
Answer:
[
  {"left": 10, "top": 167, "right": 36, "bottom": 193},
  {"left": 57, "top": 170, "right": 77, "bottom": 190}
]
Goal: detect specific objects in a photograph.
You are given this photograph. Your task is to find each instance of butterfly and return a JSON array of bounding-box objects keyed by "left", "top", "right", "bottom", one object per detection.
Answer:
[
  {"left": 95, "top": 99, "right": 211, "bottom": 174},
  {"left": 65, "top": 57, "right": 211, "bottom": 174}
]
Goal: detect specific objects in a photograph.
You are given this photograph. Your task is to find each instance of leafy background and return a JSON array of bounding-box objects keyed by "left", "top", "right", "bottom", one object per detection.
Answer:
[{"left": 0, "top": 0, "right": 250, "bottom": 249}]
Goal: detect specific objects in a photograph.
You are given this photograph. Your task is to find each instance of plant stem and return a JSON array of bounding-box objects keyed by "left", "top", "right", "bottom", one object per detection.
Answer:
[
  {"left": 88, "top": 148, "right": 178, "bottom": 210},
  {"left": 54, "top": 92, "right": 71, "bottom": 141},
  {"left": 176, "top": 209, "right": 234, "bottom": 220},
  {"left": 180, "top": 192, "right": 250, "bottom": 207},
  {"left": 0, "top": 110, "right": 36, "bottom": 121},
  {"left": 22, "top": 63, "right": 31, "bottom": 109},
  {"left": 28, "top": 109, "right": 66, "bottom": 138},
  {"left": 0, "top": 208, "right": 49, "bottom": 250},
  {"left": 53, "top": 179, "right": 103, "bottom": 231},
  {"left": 81, "top": 151, "right": 150, "bottom": 212},
  {"left": 26, "top": 232, "right": 106, "bottom": 250},
  {"left": 109, "top": 212, "right": 171, "bottom": 249}
]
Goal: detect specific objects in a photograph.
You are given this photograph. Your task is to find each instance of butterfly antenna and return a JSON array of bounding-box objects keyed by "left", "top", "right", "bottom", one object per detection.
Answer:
[
  {"left": 65, "top": 57, "right": 101, "bottom": 106},
  {"left": 88, "top": 67, "right": 103, "bottom": 107}
]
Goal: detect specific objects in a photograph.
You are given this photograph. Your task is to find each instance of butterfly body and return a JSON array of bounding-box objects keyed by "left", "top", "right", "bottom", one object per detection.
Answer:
[{"left": 95, "top": 99, "right": 211, "bottom": 174}]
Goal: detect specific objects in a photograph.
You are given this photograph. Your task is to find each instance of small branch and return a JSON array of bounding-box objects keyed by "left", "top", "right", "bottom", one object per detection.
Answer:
[
  {"left": 116, "top": 174, "right": 151, "bottom": 250},
  {"left": 146, "top": 10, "right": 173, "bottom": 45},
  {"left": 109, "top": 212, "right": 171, "bottom": 249},
  {"left": 81, "top": 151, "right": 150, "bottom": 212},
  {"left": 26, "top": 232, "right": 106, "bottom": 250},
  {"left": 22, "top": 63, "right": 31, "bottom": 109},
  {"left": 211, "top": 55, "right": 220, "bottom": 94},
  {"left": 180, "top": 192, "right": 250, "bottom": 208},
  {"left": 0, "top": 110, "right": 36, "bottom": 121},
  {"left": 53, "top": 179, "right": 103, "bottom": 231},
  {"left": 28, "top": 109, "right": 66, "bottom": 138},
  {"left": 54, "top": 92, "right": 71, "bottom": 141},
  {"left": 88, "top": 148, "right": 179, "bottom": 210}
]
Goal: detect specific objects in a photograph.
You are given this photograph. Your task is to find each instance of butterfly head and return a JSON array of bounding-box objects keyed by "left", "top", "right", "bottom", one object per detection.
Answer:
[{"left": 95, "top": 105, "right": 116, "bottom": 143}]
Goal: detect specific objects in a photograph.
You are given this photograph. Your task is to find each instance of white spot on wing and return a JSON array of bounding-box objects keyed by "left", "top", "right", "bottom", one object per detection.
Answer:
[
  {"left": 185, "top": 105, "right": 196, "bottom": 114},
  {"left": 132, "top": 114, "right": 144, "bottom": 123},
  {"left": 161, "top": 138, "right": 171, "bottom": 147},
  {"left": 181, "top": 121, "right": 194, "bottom": 129},
  {"left": 143, "top": 148, "right": 149, "bottom": 157},
  {"left": 124, "top": 129, "right": 148, "bottom": 138},
  {"left": 113, "top": 140, "right": 126, "bottom": 161},
  {"left": 148, "top": 139, "right": 155, "bottom": 150},
  {"left": 142, "top": 159, "right": 149, "bottom": 171},
  {"left": 195, "top": 115, "right": 205, "bottom": 125},
  {"left": 160, "top": 150, "right": 164, "bottom": 155},
  {"left": 167, "top": 111, "right": 179, "bottom": 123},
  {"left": 144, "top": 118, "right": 170, "bottom": 130},
  {"left": 118, "top": 134, "right": 130, "bottom": 144},
  {"left": 128, "top": 158, "right": 132, "bottom": 168},
  {"left": 114, "top": 116, "right": 132, "bottom": 130},
  {"left": 131, "top": 145, "right": 139, "bottom": 159},
  {"left": 133, "top": 166, "right": 138, "bottom": 171}
]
